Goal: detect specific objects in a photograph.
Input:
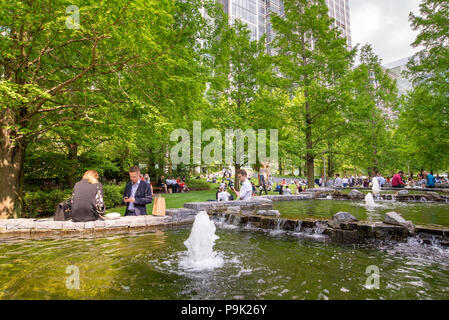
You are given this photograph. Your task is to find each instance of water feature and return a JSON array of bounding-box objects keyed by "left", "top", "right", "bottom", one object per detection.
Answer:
[
  {"left": 179, "top": 211, "right": 223, "bottom": 271},
  {"left": 364, "top": 192, "right": 376, "bottom": 207},
  {"left": 273, "top": 200, "right": 449, "bottom": 227},
  {"left": 372, "top": 177, "right": 381, "bottom": 195},
  {"left": 0, "top": 226, "right": 448, "bottom": 299}
]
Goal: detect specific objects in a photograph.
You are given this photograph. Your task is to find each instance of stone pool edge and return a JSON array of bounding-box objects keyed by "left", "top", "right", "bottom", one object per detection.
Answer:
[{"left": 1, "top": 191, "right": 449, "bottom": 245}]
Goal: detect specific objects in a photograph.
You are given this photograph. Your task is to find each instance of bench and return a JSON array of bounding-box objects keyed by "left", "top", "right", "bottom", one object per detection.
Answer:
[{"left": 150, "top": 181, "right": 165, "bottom": 194}]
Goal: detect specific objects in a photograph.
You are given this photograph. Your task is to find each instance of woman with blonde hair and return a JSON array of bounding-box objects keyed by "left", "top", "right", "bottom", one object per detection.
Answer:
[{"left": 71, "top": 170, "right": 105, "bottom": 222}]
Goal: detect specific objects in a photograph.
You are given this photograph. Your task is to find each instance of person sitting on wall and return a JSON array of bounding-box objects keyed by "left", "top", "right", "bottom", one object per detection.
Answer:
[
  {"left": 217, "top": 186, "right": 232, "bottom": 201},
  {"left": 423, "top": 171, "right": 435, "bottom": 188},
  {"left": 71, "top": 170, "right": 105, "bottom": 222},
  {"left": 123, "top": 166, "right": 152, "bottom": 216},
  {"left": 391, "top": 171, "right": 406, "bottom": 188}
]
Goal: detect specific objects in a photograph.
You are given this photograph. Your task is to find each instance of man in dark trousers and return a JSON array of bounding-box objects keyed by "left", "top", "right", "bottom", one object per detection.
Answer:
[{"left": 123, "top": 166, "right": 152, "bottom": 215}]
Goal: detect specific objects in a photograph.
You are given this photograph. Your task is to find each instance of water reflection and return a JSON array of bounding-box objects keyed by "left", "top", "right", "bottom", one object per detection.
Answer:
[{"left": 0, "top": 227, "right": 447, "bottom": 300}]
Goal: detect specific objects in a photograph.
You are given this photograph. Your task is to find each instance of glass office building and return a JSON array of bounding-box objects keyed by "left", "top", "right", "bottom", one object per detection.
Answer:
[{"left": 218, "top": 0, "right": 352, "bottom": 51}]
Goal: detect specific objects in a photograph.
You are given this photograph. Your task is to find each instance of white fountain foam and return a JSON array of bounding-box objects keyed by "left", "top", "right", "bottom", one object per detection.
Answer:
[
  {"left": 180, "top": 211, "right": 224, "bottom": 271},
  {"left": 365, "top": 192, "right": 376, "bottom": 207},
  {"left": 372, "top": 177, "right": 381, "bottom": 195}
]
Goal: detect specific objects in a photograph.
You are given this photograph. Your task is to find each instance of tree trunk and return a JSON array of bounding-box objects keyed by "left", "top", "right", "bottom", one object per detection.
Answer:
[
  {"left": 234, "top": 163, "right": 240, "bottom": 191},
  {"left": 0, "top": 138, "right": 27, "bottom": 219},
  {"left": 304, "top": 96, "right": 314, "bottom": 189}
]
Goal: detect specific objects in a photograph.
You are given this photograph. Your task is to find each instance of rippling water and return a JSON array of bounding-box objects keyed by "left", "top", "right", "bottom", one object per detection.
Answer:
[
  {"left": 0, "top": 226, "right": 448, "bottom": 299},
  {"left": 274, "top": 200, "right": 449, "bottom": 227}
]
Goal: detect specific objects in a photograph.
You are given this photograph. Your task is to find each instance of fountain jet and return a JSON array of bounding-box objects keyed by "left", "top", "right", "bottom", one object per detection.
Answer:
[
  {"left": 180, "top": 211, "right": 223, "bottom": 271},
  {"left": 365, "top": 192, "right": 376, "bottom": 207}
]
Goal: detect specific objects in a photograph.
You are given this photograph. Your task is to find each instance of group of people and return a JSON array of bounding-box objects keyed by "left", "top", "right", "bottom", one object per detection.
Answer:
[
  {"left": 156, "top": 176, "right": 189, "bottom": 193},
  {"left": 216, "top": 169, "right": 253, "bottom": 202},
  {"left": 390, "top": 171, "right": 439, "bottom": 188},
  {"left": 70, "top": 166, "right": 153, "bottom": 222},
  {"left": 273, "top": 179, "right": 306, "bottom": 195},
  {"left": 326, "top": 171, "right": 443, "bottom": 189}
]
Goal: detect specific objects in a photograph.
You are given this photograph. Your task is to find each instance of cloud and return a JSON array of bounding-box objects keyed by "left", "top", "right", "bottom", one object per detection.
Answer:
[{"left": 349, "top": 0, "right": 422, "bottom": 65}]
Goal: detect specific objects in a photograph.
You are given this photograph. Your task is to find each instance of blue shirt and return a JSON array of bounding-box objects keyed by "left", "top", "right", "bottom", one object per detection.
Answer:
[
  {"left": 427, "top": 174, "right": 435, "bottom": 187},
  {"left": 128, "top": 180, "right": 140, "bottom": 211}
]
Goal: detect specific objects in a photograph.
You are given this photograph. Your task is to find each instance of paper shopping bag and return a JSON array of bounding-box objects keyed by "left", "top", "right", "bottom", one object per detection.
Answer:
[{"left": 152, "top": 196, "right": 166, "bottom": 216}]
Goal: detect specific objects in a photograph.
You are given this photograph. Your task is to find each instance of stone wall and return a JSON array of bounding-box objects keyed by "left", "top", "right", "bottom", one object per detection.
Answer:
[{"left": 207, "top": 208, "right": 449, "bottom": 247}]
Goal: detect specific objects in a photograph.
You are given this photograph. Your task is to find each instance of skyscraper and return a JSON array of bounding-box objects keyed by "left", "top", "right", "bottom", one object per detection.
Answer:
[{"left": 218, "top": 0, "right": 352, "bottom": 51}]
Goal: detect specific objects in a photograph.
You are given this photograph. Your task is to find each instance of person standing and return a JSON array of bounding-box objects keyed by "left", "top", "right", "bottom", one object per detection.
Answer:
[
  {"left": 334, "top": 174, "right": 343, "bottom": 188},
  {"left": 71, "top": 170, "right": 105, "bottom": 222},
  {"left": 230, "top": 169, "right": 253, "bottom": 201},
  {"left": 342, "top": 176, "right": 349, "bottom": 188},
  {"left": 123, "top": 166, "right": 152, "bottom": 216},
  {"left": 258, "top": 165, "right": 268, "bottom": 196}
]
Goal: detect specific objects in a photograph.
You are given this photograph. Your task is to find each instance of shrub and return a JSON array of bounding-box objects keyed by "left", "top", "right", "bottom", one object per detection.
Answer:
[
  {"left": 103, "top": 183, "right": 126, "bottom": 208},
  {"left": 186, "top": 179, "right": 212, "bottom": 191},
  {"left": 22, "top": 188, "right": 72, "bottom": 218},
  {"left": 22, "top": 183, "right": 126, "bottom": 218}
]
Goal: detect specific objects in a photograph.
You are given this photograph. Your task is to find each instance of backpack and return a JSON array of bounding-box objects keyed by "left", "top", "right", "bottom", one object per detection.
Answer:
[{"left": 54, "top": 199, "right": 72, "bottom": 221}]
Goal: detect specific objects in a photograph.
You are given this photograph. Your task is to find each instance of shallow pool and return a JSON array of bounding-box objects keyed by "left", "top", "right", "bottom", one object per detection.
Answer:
[
  {"left": 274, "top": 200, "right": 449, "bottom": 227},
  {"left": 0, "top": 226, "right": 448, "bottom": 299}
]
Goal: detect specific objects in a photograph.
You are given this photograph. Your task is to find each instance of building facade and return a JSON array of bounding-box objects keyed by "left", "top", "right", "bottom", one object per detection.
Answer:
[
  {"left": 383, "top": 57, "right": 413, "bottom": 96},
  {"left": 218, "top": 0, "right": 352, "bottom": 51}
]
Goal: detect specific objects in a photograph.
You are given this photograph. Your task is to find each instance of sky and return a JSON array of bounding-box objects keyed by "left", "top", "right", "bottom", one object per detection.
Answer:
[{"left": 349, "top": 0, "right": 422, "bottom": 66}]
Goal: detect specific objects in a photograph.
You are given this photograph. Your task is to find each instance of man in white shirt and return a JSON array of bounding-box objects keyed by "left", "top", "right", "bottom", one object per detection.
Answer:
[
  {"left": 230, "top": 169, "right": 252, "bottom": 201},
  {"left": 334, "top": 174, "right": 343, "bottom": 188}
]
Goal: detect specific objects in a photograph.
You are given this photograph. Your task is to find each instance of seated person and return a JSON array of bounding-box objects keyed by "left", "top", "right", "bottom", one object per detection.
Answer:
[
  {"left": 423, "top": 171, "right": 435, "bottom": 188},
  {"left": 283, "top": 185, "right": 292, "bottom": 195},
  {"left": 417, "top": 174, "right": 427, "bottom": 188},
  {"left": 71, "top": 170, "right": 105, "bottom": 222},
  {"left": 363, "top": 179, "right": 370, "bottom": 188},
  {"left": 181, "top": 179, "right": 189, "bottom": 192},
  {"left": 391, "top": 171, "right": 405, "bottom": 188},
  {"left": 166, "top": 177, "right": 181, "bottom": 193},
  {"left": 157, "top": 175, "right": 168, "bottom": 193},
  {"left": 217, "top": 186, "right": 231, "bottom": 201}
]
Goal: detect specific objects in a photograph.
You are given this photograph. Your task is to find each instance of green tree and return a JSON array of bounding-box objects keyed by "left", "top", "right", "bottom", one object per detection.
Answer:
[
  {"left": 0, "top": 0, "right": 219, "bottom": 218},
  {"left": 398, "top": 0, "right": 449, "bottom": 173},
  {"left": 342, "top": 45, "right": 398, "bottom": 176},
  {"left": 205, "top": 19, "right": 279, "bottom": 189},
  {"left": 271, "top": 0, "right": 354, "bottom": 188}
]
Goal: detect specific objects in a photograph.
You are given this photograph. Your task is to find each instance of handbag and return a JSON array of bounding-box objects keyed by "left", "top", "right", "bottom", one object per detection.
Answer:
[
  {"left": 54, "top": 199, "right": 72, "bottom": 221},
  {"left": 152, "top": 196, "right": 166, "bottom": 216}
]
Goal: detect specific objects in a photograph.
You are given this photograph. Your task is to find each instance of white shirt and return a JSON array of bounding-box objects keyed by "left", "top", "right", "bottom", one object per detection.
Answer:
[
  {"left": 239, "top": 179, "right": 253, "bottom": 201},
  {"left": 334, "top": 177, "right": 343, "bottom": 187},
  {"left": 217, "top": 191, "right": 231, "bottom": 201}
]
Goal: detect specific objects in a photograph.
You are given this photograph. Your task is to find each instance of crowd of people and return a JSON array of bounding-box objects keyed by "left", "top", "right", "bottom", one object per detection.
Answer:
[
  {"left": 156, "top": 176, "right": 189, "bottom": 193},
  {"left": 68, "top": 165, "right": 447, "bottom": 223},
  {"left": 320, "top": 171, "right": 447, "bottom": 189}
]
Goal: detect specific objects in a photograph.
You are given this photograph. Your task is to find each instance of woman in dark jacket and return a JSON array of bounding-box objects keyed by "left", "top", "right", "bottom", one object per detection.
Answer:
[{"left": 71, "top": 170, "right": 105, "bottom": 222}]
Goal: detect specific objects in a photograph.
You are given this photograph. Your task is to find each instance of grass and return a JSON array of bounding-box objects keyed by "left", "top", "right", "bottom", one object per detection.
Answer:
[{"left": 106, "top": 189, "right": 217, "bottom": 216}]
